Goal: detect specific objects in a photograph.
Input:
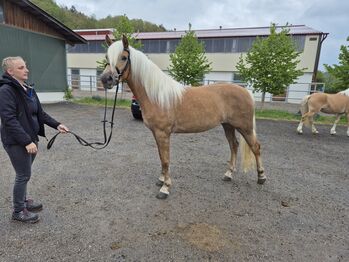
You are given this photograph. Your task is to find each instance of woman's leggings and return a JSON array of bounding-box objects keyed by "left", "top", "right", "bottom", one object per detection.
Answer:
[{"left": 3, "top": 144, "right": 37, "bottom": 212}]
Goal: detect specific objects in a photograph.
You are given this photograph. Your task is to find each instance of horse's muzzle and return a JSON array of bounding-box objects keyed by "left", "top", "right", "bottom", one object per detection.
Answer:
[{"left": 100, "top": 72, "right": 118, "bottom": 89}]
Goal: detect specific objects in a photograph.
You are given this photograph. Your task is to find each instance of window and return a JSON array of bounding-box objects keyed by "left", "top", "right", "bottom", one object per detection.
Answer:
[
  {"left": 67, "top": 41, "right": 105, "bottom": 53},
  {"left": 236, "top": 37, "right": 255, "bottom": 53},
  {"left": 139, "top": 34, "right": 304, "bottom": 54},
  {"left": 0, "top": 0, "right": 4, "bottom": 23},
  {"left": 224, "top": 38, "right": 236, "bottom": 52},
  {"left": 96, "top": 69, "right": 104, "bottom": 89},
  {"left": 212, "top": 39, "right": 224, "bottom": 52},
  {"left": 168, "top": 39, "right": 179, "bottom": 52},
  {"left": 71, "top": 69, "right": 80, "bottom": 89},
  {"left": 292, "top": 35, "right": 305, "bottom": 52},
  {"left": 201, "top": 39, "right": 213, "bottom": 52}
]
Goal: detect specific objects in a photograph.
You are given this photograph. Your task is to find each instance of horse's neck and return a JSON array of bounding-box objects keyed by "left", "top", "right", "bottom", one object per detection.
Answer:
[{"left": 127, "top": 78, "right": 151, "bottom": 107}]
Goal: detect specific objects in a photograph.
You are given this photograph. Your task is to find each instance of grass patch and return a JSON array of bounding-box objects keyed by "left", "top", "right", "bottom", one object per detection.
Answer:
[
  {"left": 256, "top": 109, "right": 347, "bottom": 125},
  {"left": 73, "top": 97, "right": 131, "bottom": 108}
]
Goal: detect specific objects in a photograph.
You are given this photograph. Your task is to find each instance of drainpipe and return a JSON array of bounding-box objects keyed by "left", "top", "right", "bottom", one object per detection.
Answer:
[{"left": 312, "top": 33, "right": 329, "bottom": 82}]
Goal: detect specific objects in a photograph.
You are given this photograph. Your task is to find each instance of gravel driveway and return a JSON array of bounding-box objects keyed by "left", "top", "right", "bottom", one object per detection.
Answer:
[{"left": 0, "top": 102, "right": 348, "bottom": 262}]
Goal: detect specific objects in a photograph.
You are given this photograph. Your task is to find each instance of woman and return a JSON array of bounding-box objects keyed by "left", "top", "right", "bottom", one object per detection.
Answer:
[{"left": 0, "top": 56, "right": 69, "bottom": 223}]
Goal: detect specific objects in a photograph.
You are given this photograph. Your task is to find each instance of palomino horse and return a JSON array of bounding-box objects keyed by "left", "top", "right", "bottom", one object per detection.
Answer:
[
  {"left": 297, "top": 88, "right": 349, "bottom": 136},
  {"left": 101, "top": 36, "right": 266, "bottom": 199}
]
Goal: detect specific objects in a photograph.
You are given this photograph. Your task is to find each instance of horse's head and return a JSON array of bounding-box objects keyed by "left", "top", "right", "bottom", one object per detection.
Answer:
[{"left": 100, "top": 35, "right": 131, "bottom": 89}]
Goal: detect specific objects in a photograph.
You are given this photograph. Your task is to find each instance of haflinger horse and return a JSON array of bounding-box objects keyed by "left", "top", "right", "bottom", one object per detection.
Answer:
[
  {"left": 297, "top": 88, "right": 349, "bottom": 136},
  {"left": 101, "top": 35, "right": 266, "bottom": 199}
]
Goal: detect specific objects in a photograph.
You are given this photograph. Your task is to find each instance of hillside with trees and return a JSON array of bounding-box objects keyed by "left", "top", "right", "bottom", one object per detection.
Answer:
[{"left": 31, "top": 0, "right": 166, "bottom": 31}]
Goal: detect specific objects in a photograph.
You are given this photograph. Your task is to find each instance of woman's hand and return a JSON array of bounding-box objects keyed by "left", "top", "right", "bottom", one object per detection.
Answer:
[
  {"left": 25, "top": 142, "right": 37, "bottom": 154},
  {"left": 57, "top": 124, "right": 69, "bottom": 133}
]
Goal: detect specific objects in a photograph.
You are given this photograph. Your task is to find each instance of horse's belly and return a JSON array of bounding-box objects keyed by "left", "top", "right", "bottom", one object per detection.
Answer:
[{"left": 173, "top": 119, "right": 220, "bottom": 133}]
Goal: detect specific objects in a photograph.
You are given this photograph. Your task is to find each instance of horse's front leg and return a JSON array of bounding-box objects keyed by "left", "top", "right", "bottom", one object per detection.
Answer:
[
  {"left": 152, "top": 130, "right": 171, "bottom": 199},
  {"left": 346, "top": 113, "right": 349, "bottom": 136},
  {"left": 330, "top": 114, "right": 341, "bottom": 135}
]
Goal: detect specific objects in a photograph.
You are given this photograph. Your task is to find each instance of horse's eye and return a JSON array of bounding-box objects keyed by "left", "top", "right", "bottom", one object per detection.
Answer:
[{"left": 121, "top": 56, "right": 128, "bottom": 61}]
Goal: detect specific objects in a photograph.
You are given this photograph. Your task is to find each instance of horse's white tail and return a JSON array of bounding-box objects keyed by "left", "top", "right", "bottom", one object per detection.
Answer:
[
  {"left": 240, "top": 90, "right": 258, "bottom": 172},
  {"left": 240, "top": 116, "right": 257, "bottom": 172},
  {"left": 300, "top": 95, "right": 310, "bottom": 126}
]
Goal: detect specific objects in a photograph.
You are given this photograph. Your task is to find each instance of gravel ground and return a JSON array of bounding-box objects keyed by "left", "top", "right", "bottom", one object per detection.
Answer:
[{"left": 0, "top": 102, "right": 348, "bottom": 262}]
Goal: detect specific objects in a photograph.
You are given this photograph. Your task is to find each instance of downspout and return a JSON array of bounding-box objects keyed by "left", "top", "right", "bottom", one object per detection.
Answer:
[{"left": 312, "top": 33, "right": 329, "bottom": 82}]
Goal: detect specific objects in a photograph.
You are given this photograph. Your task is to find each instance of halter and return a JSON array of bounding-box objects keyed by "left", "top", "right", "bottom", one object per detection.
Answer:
[{"left": 109, "top": 48, "right": 131, "bottom": 86}]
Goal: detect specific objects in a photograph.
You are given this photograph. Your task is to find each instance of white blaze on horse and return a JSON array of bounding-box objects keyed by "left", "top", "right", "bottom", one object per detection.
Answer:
[
  {"left": 297, "top": 88, "right": 349, "bottom": 136},
  {"left": 101, "top": 35, "right": 266, "bottom": 199}
]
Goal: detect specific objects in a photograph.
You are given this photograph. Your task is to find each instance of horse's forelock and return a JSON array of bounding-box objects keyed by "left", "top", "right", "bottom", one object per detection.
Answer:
[{"left": 107, "top": 41, "right": 124, "bottom": 72}]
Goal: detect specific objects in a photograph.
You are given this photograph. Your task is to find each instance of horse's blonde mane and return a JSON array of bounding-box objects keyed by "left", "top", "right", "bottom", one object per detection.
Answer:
[
  {"left": 339, "top": 87, "right": 349, "bottom": 96},
  {"left": 108, "top": 41, "right": 186, "bottom": 109}
]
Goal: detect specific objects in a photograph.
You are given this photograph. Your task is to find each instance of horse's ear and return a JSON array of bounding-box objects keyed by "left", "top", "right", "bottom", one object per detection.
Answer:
[
  {"left": 122, "top": 35, "right": 129, "bottom": 49},
  {"left": 105, "top": 34, "right": 113, "bottom": 47}
]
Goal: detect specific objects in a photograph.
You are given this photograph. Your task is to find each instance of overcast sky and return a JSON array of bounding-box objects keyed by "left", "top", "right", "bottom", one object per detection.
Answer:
[{"left": 55, "top": 0, "right": 348, "bottom": 71}]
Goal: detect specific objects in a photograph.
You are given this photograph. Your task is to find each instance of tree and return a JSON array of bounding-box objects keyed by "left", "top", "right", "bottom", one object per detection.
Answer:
[
  {"left": 97, "top": 15, "right": 142, "bottom": 69},
  {"left": 324, "top": 36, "right": 349, "bottom": 93},
  {"left": 236, "top": 23, "right": 305, "bottom": 105},
  {"left": 168, "top": 25, "right": 211, "bottom": 86},
  {"left": 32, "top": 0, "right": 166, "bottom": 32},
  {"left": 112, "top": 15, "right": 142, "bottom": 49}
]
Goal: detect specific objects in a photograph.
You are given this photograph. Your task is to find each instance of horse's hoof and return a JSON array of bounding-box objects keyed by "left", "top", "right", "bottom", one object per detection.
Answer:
[
  {"left": 257, "top": 177, "right": 266, "bottom": 184},
  {"left": 297, "top": 131, "right": 303, "bottom": 135},
  {"left": 156, "top": 192, "right": 168, "bottom": 199},
  {"left": 156, "top": 180, "right": 164, "bottom": 187},
  {"left": 222, "top": 176, "right": 232, "bottom": 181}
]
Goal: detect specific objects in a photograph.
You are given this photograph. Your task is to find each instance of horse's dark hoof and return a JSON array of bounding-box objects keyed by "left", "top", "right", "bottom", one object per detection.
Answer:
[
  {"left": 222, "top": 176, "right": 232, "bottom": 181},
  {"left": 156, "top": 192, "right": 168, "bottom": 199},
  {"left": 156, "top": 180, "right": 164, "bottom": 187},
  {"left": 257, "top": 178, "right": 266, "bottom": 184}
]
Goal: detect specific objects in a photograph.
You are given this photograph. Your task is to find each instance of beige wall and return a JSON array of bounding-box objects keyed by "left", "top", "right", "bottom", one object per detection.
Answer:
[
  {"left": 67, "top": 35, "right": 319, "bottom": 74},
  {"left": 67, "top": 53, "right": 104, "bottom": 69}
]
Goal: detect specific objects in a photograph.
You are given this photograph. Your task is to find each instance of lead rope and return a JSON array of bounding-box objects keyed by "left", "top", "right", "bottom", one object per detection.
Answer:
[{"left": 47, "top": 83, "right": 120, "bottom": 150}]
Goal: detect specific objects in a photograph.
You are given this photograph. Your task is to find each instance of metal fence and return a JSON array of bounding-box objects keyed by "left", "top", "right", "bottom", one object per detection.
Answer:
[{"left": 68, "top": 74, "right": 325, "bottom": 104}]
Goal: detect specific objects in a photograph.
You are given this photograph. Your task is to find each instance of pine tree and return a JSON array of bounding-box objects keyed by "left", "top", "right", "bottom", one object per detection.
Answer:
[
  {"left": 324, "top": 36, "right": 349, "bottom": 93},
  {"left": 237, "top": 23, "right": 305, "bottom": 104},
  {"left": 168, "top": 25, "right": 211, "bottom": 86}
]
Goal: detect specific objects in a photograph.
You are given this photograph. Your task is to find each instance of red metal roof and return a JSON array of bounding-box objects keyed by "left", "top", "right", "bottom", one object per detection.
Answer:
[
  {"left": 74, "top": 25, "right": 326, "bottom": 41},
  {"left": 135, "top": 25, "right": 325, "bottom": 40}
]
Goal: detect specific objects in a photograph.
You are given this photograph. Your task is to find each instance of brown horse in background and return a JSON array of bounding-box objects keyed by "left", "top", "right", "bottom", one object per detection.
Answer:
[
  {"left": 297, "top": 88, "right": 349, "bottom": 136},
  {"left": 101, "top": 36, "right": 266, "bottom": 199}
]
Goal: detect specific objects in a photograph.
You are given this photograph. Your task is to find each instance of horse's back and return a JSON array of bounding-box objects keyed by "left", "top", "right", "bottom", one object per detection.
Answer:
[{"left": 309, "top": 92, "right": 349, "bottom": 114}]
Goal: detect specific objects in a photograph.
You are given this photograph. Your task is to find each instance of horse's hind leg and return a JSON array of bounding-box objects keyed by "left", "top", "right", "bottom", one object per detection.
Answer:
[
  {"left": 222, "top": 124, "right": 238, "bottom": 181},
  {"left": 330, "top": 114, "right": 341, "bottom": 135},
  {"left": 152, "top": 129, "right": 171, "bottom": 199},
  {"left": 240, "top": 130, "right": 266, "bottom": 184},
  {"left": 301, "top": 111, "right": 319, "bottom": 134}
]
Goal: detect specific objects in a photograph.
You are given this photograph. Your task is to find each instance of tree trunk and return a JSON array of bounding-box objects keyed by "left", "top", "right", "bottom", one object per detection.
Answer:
[{"left": 260, "top": 92, "right": 266, "bottom": 109}]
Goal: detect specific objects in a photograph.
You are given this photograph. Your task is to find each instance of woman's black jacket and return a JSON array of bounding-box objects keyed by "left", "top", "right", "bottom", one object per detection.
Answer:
[{"left": 0, "top": 73, "right": 60, "bottom": 146}]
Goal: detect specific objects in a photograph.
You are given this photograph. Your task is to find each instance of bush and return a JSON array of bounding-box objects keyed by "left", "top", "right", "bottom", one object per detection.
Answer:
[
  {"left": 92, "top": 95, "right": 102, "bottom": 101},
  {"left": 64, "top": 87, "right": 73, "bottom": 100}
]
